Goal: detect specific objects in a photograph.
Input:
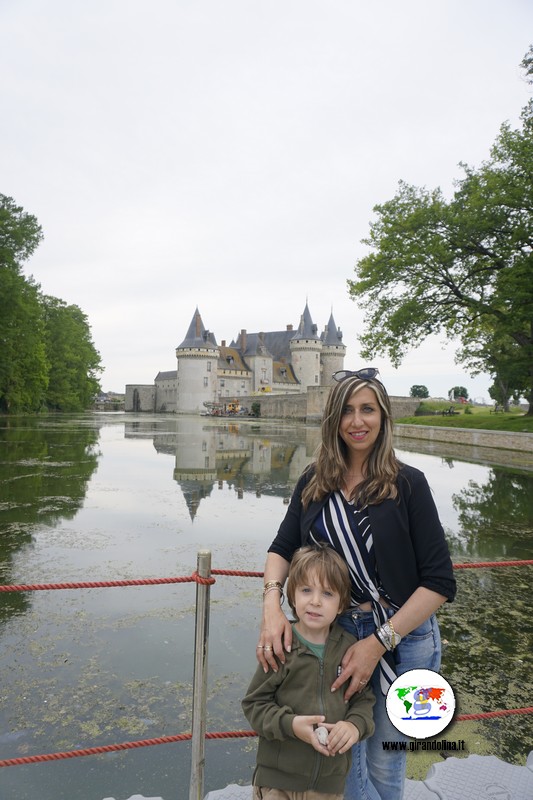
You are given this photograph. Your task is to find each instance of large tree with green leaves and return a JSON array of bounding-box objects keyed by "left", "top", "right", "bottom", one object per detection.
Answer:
[
  {"left": 409, "top": 385, "right": 429, "bottom": 398},
  {"left": 0, "top": 194, "right": 102, "bottom": 412},
  {"left": 42, "top": 296, "right": 102, "bottom": 411},
  {"left": 348, "top": 51, "right": 533, "bottom": 415},
  {"left": 0, "top": 195, "right": 48, "bottom": 412},
  {"left": 0, "top": 194, "right": 43, "bottom": 273}
]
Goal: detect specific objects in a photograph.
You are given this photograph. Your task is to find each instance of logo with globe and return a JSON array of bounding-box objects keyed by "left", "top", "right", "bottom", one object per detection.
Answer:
[{"left": 386, "top": 669, "right": 456, "bottom": 739}]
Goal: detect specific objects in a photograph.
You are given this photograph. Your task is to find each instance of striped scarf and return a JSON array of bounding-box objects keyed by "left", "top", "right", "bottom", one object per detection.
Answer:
[{"left": 311, "top": 491, "right": 397, "bottom": 694}]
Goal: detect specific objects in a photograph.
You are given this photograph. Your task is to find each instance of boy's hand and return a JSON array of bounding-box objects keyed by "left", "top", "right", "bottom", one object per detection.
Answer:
[
  {"left": 322, "top": 720, "right": 360, "bottom": 754},
  {"left": 292, "top": 715, "right": 330, "bottom": 756}
]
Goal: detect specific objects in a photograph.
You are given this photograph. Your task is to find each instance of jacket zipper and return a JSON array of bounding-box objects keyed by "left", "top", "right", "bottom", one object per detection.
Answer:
[{"left": 309, "top": 652, "right": 326, "bottom": 790}]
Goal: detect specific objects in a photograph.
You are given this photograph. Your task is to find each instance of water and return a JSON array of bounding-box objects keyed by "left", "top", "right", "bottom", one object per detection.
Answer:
[{"left": 0, "top": 413, "right": 532, "bottom": 800}]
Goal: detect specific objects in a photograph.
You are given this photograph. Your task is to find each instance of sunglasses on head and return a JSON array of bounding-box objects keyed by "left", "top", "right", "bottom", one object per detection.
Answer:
[{"left": 332, "top": 368, "right": 380, "bottom": 382}]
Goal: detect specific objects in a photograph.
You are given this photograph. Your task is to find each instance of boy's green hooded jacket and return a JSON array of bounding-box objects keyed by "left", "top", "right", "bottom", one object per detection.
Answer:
[{"left": 241, "top": 622, "right": 375, "bottom": 794}]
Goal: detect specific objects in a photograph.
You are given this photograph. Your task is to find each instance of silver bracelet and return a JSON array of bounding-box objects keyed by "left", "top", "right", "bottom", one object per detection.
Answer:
[{"left": 375, "top": 622, "right": 402, "bottom": 651}]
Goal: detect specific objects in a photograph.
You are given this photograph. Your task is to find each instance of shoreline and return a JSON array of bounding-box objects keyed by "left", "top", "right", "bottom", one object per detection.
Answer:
[{"left": 394, "top": 424, "right": 533, "bottom": 470}]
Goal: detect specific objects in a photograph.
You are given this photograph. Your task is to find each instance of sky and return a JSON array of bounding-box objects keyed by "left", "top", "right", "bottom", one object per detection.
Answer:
[{"left": 2, "top": 1, "right": 532, "bottom": 402}]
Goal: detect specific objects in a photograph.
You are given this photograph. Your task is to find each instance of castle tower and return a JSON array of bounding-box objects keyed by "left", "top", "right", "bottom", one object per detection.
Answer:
[
  {"left": 175, "top": 308, "right": 220, "bottom": 413},
  {"left": 289, "top": 303, "right": 322, "bottom": 392},
  {"left": 320, "top": 311, "right": 346, "bottom": 385}
]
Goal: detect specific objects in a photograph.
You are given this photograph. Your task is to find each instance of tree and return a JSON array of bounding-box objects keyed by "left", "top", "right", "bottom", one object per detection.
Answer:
[
  {"left": 449, "top": 386, "right": 468, "bottom": 401},
  {"left": 0, "top": 194, "right": 102, "bottom": 412},
  {"left": 457, "top": 327, "right": 528, "bottom": 410},
  {"left": 0, "top": 194, "right": 48, "bottom": 411},
  {"left": 348, "top": 50, "right": 533, "bottom": 415},
  {"left": 42, "top": 296, "right": 102, "bottom": 411},
  {"left": 0, "top": 194, "right": 43, "bottom": 273},
  {"left": 0, "top": 268, "right": 48, "bottom": 412},
  {"left": 409, "top": 385, "right": 429, "bottom": 398}
]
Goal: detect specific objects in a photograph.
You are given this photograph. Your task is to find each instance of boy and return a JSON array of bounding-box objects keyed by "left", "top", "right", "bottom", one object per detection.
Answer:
[{"left": 242, "top": 544, "right": 375, "bottom": 800}]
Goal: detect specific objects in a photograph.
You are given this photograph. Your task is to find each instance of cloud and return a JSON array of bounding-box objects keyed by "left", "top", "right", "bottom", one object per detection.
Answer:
[{"left": 1, "top": 0, "right": 531, "bottom": 399}]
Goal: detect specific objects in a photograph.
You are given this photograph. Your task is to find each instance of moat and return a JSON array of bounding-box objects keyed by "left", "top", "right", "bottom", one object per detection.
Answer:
[{"left": 0, "top": 413, "right": 531, "bottom": 800}]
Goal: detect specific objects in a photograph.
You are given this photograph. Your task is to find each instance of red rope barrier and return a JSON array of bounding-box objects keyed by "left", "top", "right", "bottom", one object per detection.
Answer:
[
  {"left": 1, "top": 710, "right": 531, "bottom": 769},
  {"left": 0, "top": 561, "right": 531, "bottom": 771},
  {"left": 453, "top": 559, "right": 533, "bottom": 569},
  {"left": 456, "top": 706, "right": 533, "bottom": 721},
  {"left": 0, "top": 561, "right": 531, "bottom": 593},
  {"left": 0, "top": 731, "right": 258, "bottom": 768},
  {"left": 212, "top": 569, "right": 264, "bottom": 577},
  {"left": 0, "top": 734, "right": 192, "bottom": 767},
  {"left": 0, "top": 571, "right": 215, "bottom": 593}
]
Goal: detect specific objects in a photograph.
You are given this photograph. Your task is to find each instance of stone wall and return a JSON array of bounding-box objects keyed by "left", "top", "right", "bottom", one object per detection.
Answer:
[
  {"left": 248, "top": 392, "right": 308, "bottom": 420},
  {"left": 125, "top": 384, "right": 155, "bottom": 412},
  {"left": 235, "top": 387, "right": 420, "bottom": 422},
  {"left": 396, "top": 423, "right": 533, "bottom": 453}
]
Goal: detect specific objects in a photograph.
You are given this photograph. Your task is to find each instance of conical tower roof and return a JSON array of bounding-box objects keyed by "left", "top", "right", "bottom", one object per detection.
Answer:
[
  {"left": 291, "top": 302, "right": 319, "bottom": 341},
  {"left": 177, "top": 308, "right": 218, "bottom": 350},
  {"left": 322, "top": 311, "right": 345, "bottom": 346}
]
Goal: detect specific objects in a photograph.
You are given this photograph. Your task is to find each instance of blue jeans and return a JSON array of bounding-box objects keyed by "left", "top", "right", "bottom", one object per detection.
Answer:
[{"left": 337, "top": 608, "right": 442, "bottom": 800}]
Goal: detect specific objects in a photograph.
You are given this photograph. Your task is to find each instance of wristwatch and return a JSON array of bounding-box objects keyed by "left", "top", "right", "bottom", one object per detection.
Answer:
[{"left": 374, "top": 621, "right": 402, "bottom": 651}]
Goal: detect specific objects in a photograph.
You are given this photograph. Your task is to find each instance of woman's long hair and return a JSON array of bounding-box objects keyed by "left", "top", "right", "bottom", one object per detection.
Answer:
[{"left": 301, "top": 375, "right": 401, "bottom": 508}]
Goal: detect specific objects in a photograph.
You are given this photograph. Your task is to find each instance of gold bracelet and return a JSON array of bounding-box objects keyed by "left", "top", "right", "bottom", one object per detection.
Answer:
[
  {"left": 263, "top": 585, "right": 284, "bottom": 605},
  {"left": 388, "top": 619, "right": 397, "bottom": 648},
  {"left": 263, "top": 586, "right": 283, "bottom": 599},
  {"left": 263, "top": 580, "right": 283, "bottom": 593}
]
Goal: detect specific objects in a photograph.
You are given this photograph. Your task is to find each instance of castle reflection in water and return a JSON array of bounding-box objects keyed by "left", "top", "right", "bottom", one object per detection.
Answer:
[{"left": 124, "top": 415, "right": 321, "bottom": 519}]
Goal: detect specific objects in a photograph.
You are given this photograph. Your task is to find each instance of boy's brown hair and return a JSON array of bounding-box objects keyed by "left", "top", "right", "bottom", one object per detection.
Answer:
[{"left": 286, "top": 543, "right": 351, "bottom": 620}]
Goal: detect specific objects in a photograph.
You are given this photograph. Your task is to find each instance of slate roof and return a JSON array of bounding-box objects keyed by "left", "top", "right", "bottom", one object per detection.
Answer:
[
  {"left": 291, "top": 302, "right": 320, "bottom": 341},
  {"left": 321, "top": 312, "right": 345, "bottom": 346},
  {"left": 177, "top": 308, "right": 218, "bottom": 350},
  {"left": 155, "top": 370, "right": 177, "bottom": 381},
  {"left": 233, "top": 330, "right": 293, "bottom": 360},
  {"left": 229, "top": 331, "right": 299, "bottom": 384}
]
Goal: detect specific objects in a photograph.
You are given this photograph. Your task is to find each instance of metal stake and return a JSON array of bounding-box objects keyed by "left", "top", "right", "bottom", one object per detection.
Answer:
[{"left": 189, "top": 549, "right": 212, "bottom": 800}]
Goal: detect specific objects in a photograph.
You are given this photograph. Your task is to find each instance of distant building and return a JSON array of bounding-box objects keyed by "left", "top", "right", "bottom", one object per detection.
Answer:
[{"left": 125, "top": 302, "right": 346, "bottom": 414}]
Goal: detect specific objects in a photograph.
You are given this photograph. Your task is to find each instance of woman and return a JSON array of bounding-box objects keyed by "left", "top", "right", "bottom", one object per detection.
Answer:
[{"left": 256, "top": 368, "right": 456, "bottom": 800}]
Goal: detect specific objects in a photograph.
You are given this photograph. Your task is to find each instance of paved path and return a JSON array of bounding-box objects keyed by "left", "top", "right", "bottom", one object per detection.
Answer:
[
  {"left": 202, "top": 750, "right": 533, "bottom": 800},
  {"left": 102, "top": 751, "right": 533, "bottom": 800}
]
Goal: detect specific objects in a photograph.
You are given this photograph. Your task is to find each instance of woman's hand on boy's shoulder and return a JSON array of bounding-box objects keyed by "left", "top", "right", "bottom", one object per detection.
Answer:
[{"left": 331, "top": 637, "right": 384, "bottom": 701}]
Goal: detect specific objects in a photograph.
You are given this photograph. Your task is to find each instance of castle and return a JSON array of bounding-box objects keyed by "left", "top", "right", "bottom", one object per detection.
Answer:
[{"left": 125, "top": 302, "right": 346, "bottom": 414}]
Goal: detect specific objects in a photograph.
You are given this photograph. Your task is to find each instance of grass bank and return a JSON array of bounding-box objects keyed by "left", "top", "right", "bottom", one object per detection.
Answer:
[{"left": 397, "top": 401, "right": 533, "bottom": 433}]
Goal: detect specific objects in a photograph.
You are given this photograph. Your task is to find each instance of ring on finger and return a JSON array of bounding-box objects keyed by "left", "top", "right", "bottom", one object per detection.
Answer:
[
  {"left": 263, "top": 645, "right": 273, "bottom": 651},
  {"left": 359, "top": 679, "right": 367, "bottom": 685},
  {"left": 256, "top": 645, "right": 264, "bottom": 649}
]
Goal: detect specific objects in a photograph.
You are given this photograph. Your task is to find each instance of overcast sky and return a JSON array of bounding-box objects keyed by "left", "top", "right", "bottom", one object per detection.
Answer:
[{"left": 2, "top": 1, "right": 532, "bottom": 401}]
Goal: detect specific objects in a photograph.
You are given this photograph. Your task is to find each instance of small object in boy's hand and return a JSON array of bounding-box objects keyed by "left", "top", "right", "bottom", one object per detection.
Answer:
[{"left": 315, "top": 726, "right": 329, "bottom": 745}]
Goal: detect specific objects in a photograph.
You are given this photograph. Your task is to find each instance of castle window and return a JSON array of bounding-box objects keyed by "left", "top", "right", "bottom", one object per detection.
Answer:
[
  {"left": 207, "top": 362, "right": 212, "bottom": 372},
  {"left": 203, "top": 377, "right": 208, "bottom": 387},
  {"left": 220, "top": 379, "right": 225, "bottom": 387}
]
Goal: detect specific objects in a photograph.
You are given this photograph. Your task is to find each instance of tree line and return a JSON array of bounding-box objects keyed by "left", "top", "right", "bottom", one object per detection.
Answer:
[
  {"left": 0, "top": 194, "right": 102, "bottom": 413},
  {"left": 349, "top": 47, "right": 533, "bottom": 415}
]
